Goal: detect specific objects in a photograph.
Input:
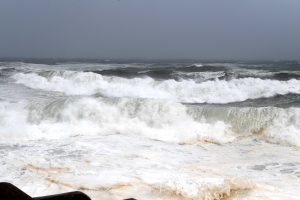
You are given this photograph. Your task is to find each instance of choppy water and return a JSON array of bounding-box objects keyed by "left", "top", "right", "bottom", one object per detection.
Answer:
[{"left": 1, "top": 59, "right": 300, "bottom": 199}]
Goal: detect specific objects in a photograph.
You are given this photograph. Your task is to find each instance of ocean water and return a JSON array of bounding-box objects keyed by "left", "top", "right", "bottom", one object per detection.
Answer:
[{"left": 1, "top": 59, "right": 300, "bottom": 199}]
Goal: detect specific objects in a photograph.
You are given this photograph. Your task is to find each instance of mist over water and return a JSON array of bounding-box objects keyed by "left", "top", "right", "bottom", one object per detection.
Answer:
[{"left": 1, "top": 60, "right": 300, "bottom": 199}]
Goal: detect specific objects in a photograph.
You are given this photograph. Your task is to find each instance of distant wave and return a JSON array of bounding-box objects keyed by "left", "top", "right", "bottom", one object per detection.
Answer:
[
  {"left": 190, "top": 63, "right": 203, "bottom": 67},
  {"left": 12, "top": 71, "right": 300, "bottom": 104}
]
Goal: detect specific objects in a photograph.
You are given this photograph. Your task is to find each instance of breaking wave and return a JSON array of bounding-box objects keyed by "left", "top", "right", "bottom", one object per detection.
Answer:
[
  {"left": 12, "top": 71, "right": 300, "bottom": 104},
  {"left": 1, "top": 97, "right": 300, "bottom": 147},
  {"left": 0, "top": 98, "right": 235, "bottom": 144}
]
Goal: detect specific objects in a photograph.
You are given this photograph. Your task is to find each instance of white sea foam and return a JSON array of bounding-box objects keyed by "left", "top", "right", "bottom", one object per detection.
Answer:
[
  {"left": 0, "top": 134, "right": 257, "bottom": 200},
  {"left": 12, "top": 71, "right": 300, "bottom": 103},
  {"left": 2, "top": 135, "right": 300, "bottom": 200}
]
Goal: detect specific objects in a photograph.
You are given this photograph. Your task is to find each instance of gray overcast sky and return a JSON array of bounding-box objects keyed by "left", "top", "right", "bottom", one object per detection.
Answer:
[{"left": 0, "top": 0, "right": 299, "bottom": 60}]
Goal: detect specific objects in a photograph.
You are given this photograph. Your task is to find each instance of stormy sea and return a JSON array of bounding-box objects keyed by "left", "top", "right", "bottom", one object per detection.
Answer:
[{"left": 1, "top": 59, "right": 300, "bottom": 200}]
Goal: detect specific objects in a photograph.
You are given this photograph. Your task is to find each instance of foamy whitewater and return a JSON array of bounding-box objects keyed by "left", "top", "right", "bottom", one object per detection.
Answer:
[{"left": 1, "top": 59, "right": 300, "bottom": 199}]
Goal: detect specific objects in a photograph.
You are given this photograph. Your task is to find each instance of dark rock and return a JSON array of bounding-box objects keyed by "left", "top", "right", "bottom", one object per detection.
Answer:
[
  {"left": 33, "top": 191, "right": 91, "bottom": 200},
  {"left": 0, "top": 182, "right": 91, "bottom": 200},
  {"left": 0, "top": 182, "right": 136, "bottom": 200},
  {"left": 0, "top": 182, "right": 32, "bottom": 200}
]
